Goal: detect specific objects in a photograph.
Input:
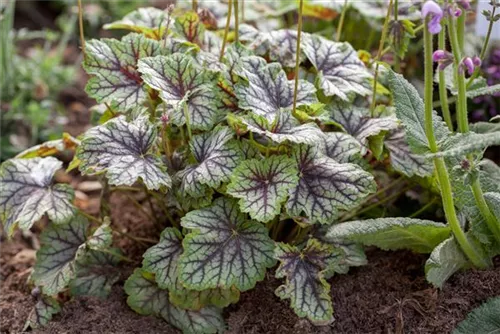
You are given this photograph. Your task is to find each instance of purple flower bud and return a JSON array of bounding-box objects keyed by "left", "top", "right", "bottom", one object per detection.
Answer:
[
  {"left": 458, "top": 0, "right": 471, "bottom": 10},
  {"left": 472, "top": 56, "right": 482, "bottom": 67},
  {"left": 422, "top": 1, "right": 444, "bottom": 34},
  {"left": 433, "top": 50, "right": 449, "bottom": 61},
  {"left": 160, "top": 113, "right": 169, "bottom": 125},
  {"left": 453, "top": 7, "right": 462, "bottom": 17},
  {"left": 461, "top": 57, "right": 475, "bottom": 75}
]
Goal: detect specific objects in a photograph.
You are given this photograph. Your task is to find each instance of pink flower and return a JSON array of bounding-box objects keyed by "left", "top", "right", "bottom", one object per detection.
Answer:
[{"left": 422, "top": 1, "right": 444, "bottom": 34}]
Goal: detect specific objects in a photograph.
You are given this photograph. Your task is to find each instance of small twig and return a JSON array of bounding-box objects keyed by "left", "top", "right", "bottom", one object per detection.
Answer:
[
  {"left": 219, "top": 0, "right": 233, "bottom": 61},
  {"left": 77, "top": 0, "right": 85, "bottom": 57},
  {"left": 233, "top": 0, "right": 239, "bottom": 43},
  {"left": 292, "top": 0, "right": 304, "bottom": 114},
  {"left": 77, "top": 209, "right": 102, "bottom": 224},
  {"left": 336, "top": 0, "right": 349, "bottom": 42}
]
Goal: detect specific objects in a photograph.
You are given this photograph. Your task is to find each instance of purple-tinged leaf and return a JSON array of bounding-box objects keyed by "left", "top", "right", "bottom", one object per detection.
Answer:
[{"left": 320, "top": 132, "right": 362, "bottom": 164}]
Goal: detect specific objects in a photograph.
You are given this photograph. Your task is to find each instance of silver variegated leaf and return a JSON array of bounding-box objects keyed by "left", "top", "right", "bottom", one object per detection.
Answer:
[
  {"left": 77, "top": 116, "right": 171, "bottom": 191},
  {"left": 235, "top": 56, "right": 317, "bottom": 120},
  {"left": 177, "top": 126, "right": 241, "bottom": 197},
  {"left": 227, "top": 155, "right": 299, "bottom": 223},
  {"left": 103, "top": 7, "right": 170, "bottom": 39},
  {"left": 0, "top": 157, "right": 74, "bottom": 236},
  {"left": 275, "top": 238, "right": 341, "bottom": 323},
  {"left": 320, "top": 132, "right": 362, "bottom": 164},
  {"left": 287, "top": 145, "right": 376, "bottom": 224},
  {"left": 385, "top": 128, "right": 434, "bottom": 177},
  {"left": 87, "top": 220, "right": 112, "bottom": 251},
  {"left": 138, "top": 54, "right": 220, "bottom": 130},
  {"left": 179, "top": 197, "right": 276, "bottom": 291},
  {"left": 23, "top": 295, "right": 61, "bottom": 330},
  {"left": 125, "top": 269, "right": 225, "bottom": 334},
  {"left": 84, "top": 33, "right": 163, "bottom": 110},
  {"left": 303, "top": 35, "right": 371, "bottom": 100},
  {"left": 242, "top": 110, "right": 324, "bottom": 145},
  {"left": 326, "top": 103, "right": 399, "bottom": 154},
  {"left": 32, "top": 216, "right": 89, "bottom": 295},
  {"left": 70, "top": 248, "right": 121, "bottom": 298}
]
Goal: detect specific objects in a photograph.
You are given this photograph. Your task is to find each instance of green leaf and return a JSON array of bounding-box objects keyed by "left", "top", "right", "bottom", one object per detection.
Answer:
[
  {"left": 242, "top": 110, "right": 324, "bottom": 145},
  {"left": 32, "top": 216, "right": 89, "bottom": 295},
  {"left": 320, "top": 132, "right": 362, "bottom": 164},
  {"left": 235, "top": 56, "right": 317, "bottom": 120},
  {"left": 23, "top": 295, "right": 61, "bottom": 330},
  {"left": 453, "top": 297, "right": 500, "bottom": 334},
  {"left": 303, "top": 35, "right": 372, "bottom": 100},
  {"left": 424, "top": 237, "right": 469, "bottom": 288},
  {"left": 169, "top": 286, "right": 240, "bottom": 311},
  {"left": 431, "top": 131, "right": 500, "bottom": 158},
  {"left": 325, "top": 217, "right": 451, "bottom": 253},
  {"left": 138, "top": 54, "right": 220, "bottom": 130},
  {"left": 287, "top": 145, "right": 376, "bottom": 224},
  {"left": 387, "top": 70, "right": 450, "bottom": 153},
  {"left": 15, "top": 133, "right": 80, "bottom": 159},
  {"left": 0, "top": 157, "right": 74, "bottom": 236},
  {"left": 87, "top": 220, "right": 113, "bottom": 251},
  {"left": 179, "top": 197, "right": 276, "bottom": 291},
  {"left": 227, "top": 155, "right": 299, "bottom": 223},
  {"left": 275, "top": 238, "right": 341, "bottom": 323},
  {"left": 385, "top": 128, "right": 434, "bottom": 177},
  {"left": 470, "top": 121, "right": 500, "bottom": 134},
  {"left": 173, "top": 11, "right": 205, "bottom": 46},
  {"left": 103, "top": 7, "right": 170, "bottom": 39},
  {"left": 124, "top": 269, "right": 225, "bottom": 334},
  {"left": 326, "top": 102, "right": 398, "bottom": 153},
  {"left": 177, "top": 126, "right": 241, "bottom": 197},
  {"left": 70, "top": 249, "right": 121, "bottom": 298},
  {"left": 466, "top": 84, "right": 500, "bottom": 99},
  {"left": 77, "top": 116, "right": 171, "bottom": 191},
  {"left": 84, "top": 33, "right": 163, "bottom": 110}
]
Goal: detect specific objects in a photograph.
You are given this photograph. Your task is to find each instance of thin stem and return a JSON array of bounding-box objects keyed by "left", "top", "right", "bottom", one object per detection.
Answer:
[
  {"left": 424, "top": 22, "right": 487, "bottom": 268},
  {"left": 471, "top": 180, "right": 500, "bottom": 242},
  {"left": 77, "top": 0, "right": 85, "bottom": 57},
  {"left": 192, "top": 0, "right": 198, "bottom": 12},
  {"left": 123, "top": 192, "right": 155, "bottom": 223},
  {"left": 183, "top": 102, "right": 192, "bottom": 140},
  {"left": 394, "top": 0, "right": 398, "bottom": 21},
  {"left": 292, "top": 0, "right": 304, "bottom": 113},
  {"left": 409, "top": 197, "right": 437, "bottom": 218},
  {"left": 99, "top": 248, "right": 135, "bottom": 263},
  {"left": 457, "top": 12, "right": 465, "bottom": 53},
  {"left": 233, "top": 0, "right": 239, "bottom": 43},
  {"left": 162, "top": 123, "right": 171, "bottom": 160},
  {"left": 438, "top": 26, "right": 453, "bottom": 131},
  {"left": 336, "top": 0, "right": 349, "bottom": 42},
  {"left": 219, "top": 0, "right": 233, "bottom": 61},
  {"left": 370, "top": 0, "right": 393, "bottom": 116},
  {"left": 78, "top": 209, "right": 101, "bottom": 224},
  {"left": 114, "top": 230, "right": 158, "bottom": 246},
  {"left": 241, "top": 0, "right": 245, "bottom": 22}
]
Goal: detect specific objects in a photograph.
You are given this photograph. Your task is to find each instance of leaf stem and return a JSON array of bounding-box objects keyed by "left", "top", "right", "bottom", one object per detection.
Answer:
[
  {"left": 77, "top": 209, "right": 101, "bottom": 224},
  {"left": 192, "top": 0, "right": 198, "bottom": 12},
  {"left": 114, "top": 230, "right": 158, "bottom": 245},
  {"left": 438, "top": 26, "right": 453, "bottom": 131},
  {"left": 77, "top": 0, "right": 85, "bottom": 57},
  {"left": 219, "top": 0, "right": 233, "bottom": 61},
  {"left": 424, "top": 22, "right": 487, "bottom": 268},
  {"left": 471, "top": 180, "right": 500, "bottom": 242},
  {"left": 99, "top": 248, "right": 135, "bottom": 263},
  {"left": 336, "top": 0, "right": 349, "bottom": 42},
  {"left": 233, "top": 0, "right": 239, "bottom": 43},
  {"left": 409, "top": 197, "right": 437, "bottom": 218},
  {"left": 183, "top": 102, "right": 192, "bottom": 140},
  {"left": 370, "top": 0, "right": 393, "bottom": 117},
  {"left": 123, "top": 192, "right": 156, "bottom": 223},
  {"left": 292, "top": 0, "right": 304, "bottom": 114}
]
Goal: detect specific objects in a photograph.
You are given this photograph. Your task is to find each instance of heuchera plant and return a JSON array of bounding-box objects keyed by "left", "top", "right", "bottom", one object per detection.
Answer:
[{"left": 1, "top": 1, "right": 500, "bottom": 333}]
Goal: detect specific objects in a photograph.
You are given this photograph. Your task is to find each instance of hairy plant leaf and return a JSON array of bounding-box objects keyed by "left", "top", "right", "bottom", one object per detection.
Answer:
[
  {"left": 32, "top": 216, "right": 89, "bottom": 295},
  {"left": 179, "top": 197, "right": 275, "bottom": 291},
  {"left": 227, "top": 155, "right": 299, "bottom": 223},
  {"left": 287, "top": 145, "right": 376, "bottom": 224},
  {"left": 84, "top": 33, "right": 163, "bottom": 110},
  {"left": 235, "top": 56, "right": 317, "bottom": 120},
  {"left": 177, "top": 126, "right": 241, "bottom": 197},
  {"left": 431, "top": 131, "right": 500, "bottom": 158},
  {"left": 125, "top": 269, "right": 225, "bottom": 334},
  {"left": 325, "top": 218, "right": 451, "bottom": 253},
  {"left": 138, "top": 54, "right": 220, "bottom": 130},
  {"left": 466, "top": 83, "right": 500, "bottom": 99},
  {"left": 303, "top": 35, "right": 371, "bottom": 100},
  {"left": 275, "top": 238, "right": 341, "bottom": 323},
  {"left": 23, "top": 295, "right": 61, "bottom": 330},
  {"left": 104, "top": 7, "right": 170, "bottom": 39},
  {"left": 0, "top": 157, "right": 74, "bottom": 236},
  {"left": 387, "top": 70, "right": 450, "bottom": 153},
  {"left": 425, "top": 237, "right": 468, "bottom": 288},
  {"left": 385, "top": 128, "right": 434, "bottom": 177},
  {"left": 15, "top": 133, "right": 80, "bottom": 159},
  {"left": 326, "top": 103, "right": 398, "bottom": 153},
  {"left": 320, "top": 132, "right": 362, "bottom": 164},
  {"left": 70, "top": 249, "right": 121, "bottom": 298},
  {"left": 77, "top": 116, "right": 170, "bottom": 191},
  {"left": 453, "top": 297, "right": 500, "bottom": 334},
  {"left": 242, "top": 110, "right": 324, "bottom": 145}
]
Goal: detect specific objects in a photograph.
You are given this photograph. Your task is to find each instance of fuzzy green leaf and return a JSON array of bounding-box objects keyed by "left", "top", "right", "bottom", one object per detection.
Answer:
[
  {"left": 387, "top": 70, "right": 450, "bottom": 153},
  {"left": 320, "top": 132, "right": 362, "bottom": 164},
  {"left": 32, "top": 216, "right": 89, "bottom": 295},
  {"left": 0, "top": 157, "right": 74, "bottom": 236},
  {"left": 242, "top": 110, "right": 324, "bottom": 145},
  {"left": 77, "top": 116, "right": 171, "bottom": 191},
  {"left": 227, "top": 155, "right": 299, "bottom": 223},
  {"left": 453, "top": 297, "right": 500, "bottom": 334},
  {"left": 84, "top": 33, "right": 162, "bottom": 110},
  {"left": 23, "top": 295, "right": 61, "bottom": 330},
  {"left": 138, "top": 54, "right": 220, "bottom": 130},
  {"left": 124, "top": 269, "right": 225, "bottom": 334},
  {"left": 466, "top": 84, "right": 500, "bottom": 99},
  {"left": 325, "top": 217, "right": 451, "bottom": 253},
  {"left": 179, "top": 197, "right": 275, "bottom": 291},
  {"left": 275, "top": 238, "right": 341, "bottom": 323},
  {"left": 104, "top": 7, "right": 170, "bottom": 39},
  {"left": 425, "top": 237, "right": 469, "bottom": 288},
  {"left": 303, "top": 35, "right": 372, "bottom": 100},
  {"left": 235, "top": 56, "right": 317, "bottom": 120},
  {"left": 431, "top": 131, "right": 500, "bottom": 158},
  {"left": 287, "top": 145, "right": 376, "bottom": 224},
  {"left": 177, "top": 127, "right": 241, "bottom": 197}
]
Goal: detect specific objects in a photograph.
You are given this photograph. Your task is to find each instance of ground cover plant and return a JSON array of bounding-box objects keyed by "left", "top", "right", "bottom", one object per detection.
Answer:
[{"left": 1, "top": 0, "right": 500, "bottom": 332}]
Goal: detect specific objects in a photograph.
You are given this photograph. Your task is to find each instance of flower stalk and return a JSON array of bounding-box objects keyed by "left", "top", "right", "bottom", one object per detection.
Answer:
[
  {"left": 437, "top": 26, "right": 453, "bottom": 131},
  {"left": 292, "top": 0, "right": 304, "bottom": 113},
  {"left": 219, "top": 0, "right": 233, "bottom": 61}
]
